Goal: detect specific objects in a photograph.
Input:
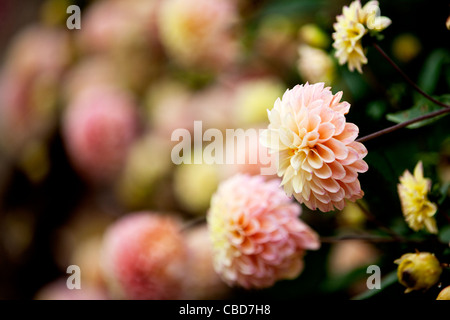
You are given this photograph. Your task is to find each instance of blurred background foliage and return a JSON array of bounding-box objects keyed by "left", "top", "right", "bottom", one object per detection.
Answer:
[{"left": 0, "top": 0, "right": 449, "bottom": 299}]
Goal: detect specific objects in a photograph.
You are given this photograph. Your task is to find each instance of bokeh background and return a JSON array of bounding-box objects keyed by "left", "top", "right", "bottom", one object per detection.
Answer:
[{"left": 0, "top": 0, "right": 449, "bottom": 299}]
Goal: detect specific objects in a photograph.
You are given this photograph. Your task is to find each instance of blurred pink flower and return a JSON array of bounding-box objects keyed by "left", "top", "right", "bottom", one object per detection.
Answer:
[
  {"left": 261, "top": 82, "right": 368, "bottom": 212},
  {"left": 183, "top": 225, "right": 230, "bottom": 299},
  {"left": 63, "top": 86, "right": 139, "bottom": 184},
  {"left": 207, "top": 174, "right": 320, "bottom": 289},
  {"left": 101, "top": 212, "right": 187, "bottom": 300},
  {"left": 77, "top": 0, "right": 161, "bottom": 54},
  {"left": 147, "top": 81, "right": 235, "bottom": 139},
  {"left": 35, "top": 279, "right": 108, "bottom": 300},
  {"left": 0, "top": 25, "right": 71, "bottom": 155}
]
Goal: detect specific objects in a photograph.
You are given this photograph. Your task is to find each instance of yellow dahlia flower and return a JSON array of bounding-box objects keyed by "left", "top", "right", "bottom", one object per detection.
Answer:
[
  {"left": 332, "top": 0, "right": 391, "bottom": 73},
  {"left": 397, "top": 161, "right": 438, "bottom": 234},
  {"left": 437, "top": 285, "right": 450, "bottom": 300}
]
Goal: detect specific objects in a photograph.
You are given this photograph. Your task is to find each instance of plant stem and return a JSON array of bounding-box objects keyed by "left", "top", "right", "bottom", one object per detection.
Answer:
[
  {"left": 355, "top": 200, "right": 403, "bottom": 241},
  {"left": 180, "top": 216, "right": 206, "bottom": 232},
  {"left": 320, "top": 234, "right": 419, "bottom": 244},
  {"left": 373, "top": 43, "right": 450, "bottom": 109},
  {"left": 356, "top": 106, "right": 450, "bottom": 143}
]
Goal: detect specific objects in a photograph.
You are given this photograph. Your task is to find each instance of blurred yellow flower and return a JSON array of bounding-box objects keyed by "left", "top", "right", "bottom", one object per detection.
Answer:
[
  {"left": 233, "top": 78, "right": 284, "bottom": 127},
  {"left": 174, "top": 161, "right": 220, "bottom": 215},
  {"left": 395, "top": 252, "right": 442, "bottom": 293},
  {"left": 392, "top": 34, "right": 421, "bottom": 63},
  {"left": 297, "top": 45, "right": 335, "bottom": 85},
  {"left": 332, "top": 0, "right": 391, "bottom": 73},
  {"left": 397, "top": 161, "right": 438, "bottom": 234},
  {"left": 298, "top": 24, "right": 330, "bottom": 49},
  {"left": 158, "top": 0, "right": 238, "bottom": 71}
]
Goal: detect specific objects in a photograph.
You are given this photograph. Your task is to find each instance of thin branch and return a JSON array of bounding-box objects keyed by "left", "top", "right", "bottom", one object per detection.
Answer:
[
  {"left": 373, "top": 43, "right": 450, "bottom": 109},
  {"left": 320, "top": 234, "right": 420, "bottom": 244},
  {"left": 180, "top": 216, "right": 206, "bottom": 232},
  {"left": 356, "top": 106, "right": 450, "bottom": 143},
  {"left": 355, "top": 200, "right": 403, "bottom": 241}
]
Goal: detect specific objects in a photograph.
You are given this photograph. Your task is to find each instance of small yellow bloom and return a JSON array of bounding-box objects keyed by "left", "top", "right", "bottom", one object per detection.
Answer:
[
  {"left": 395, "top": 252, "right": 442, "bottom": 293},
  {"left": 332, "top": 1, "right": 391, "bottom": 73},
  {"left": 437, "top": 285, "right": 450, "bottom": 300},
  {"left": 397, "top": 161, "right": 438, "bottom": 234}
]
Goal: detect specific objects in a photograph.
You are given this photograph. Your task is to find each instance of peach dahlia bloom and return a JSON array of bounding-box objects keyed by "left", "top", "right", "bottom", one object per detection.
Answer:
[
  {"left": 261, "top": 82, "right": 368, "bottom": 212},
  {"left": 207, "top": 174, "right": 320, "bottom": 289}
]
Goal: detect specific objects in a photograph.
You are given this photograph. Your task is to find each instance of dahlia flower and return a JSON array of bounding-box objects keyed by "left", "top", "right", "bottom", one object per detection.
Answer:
[
  {"left": 395, "top": 252, "right": 442, "bottom": 293},
  {"left": 117, "top": 133, "right": 173, "bottom": 210},
  {"left": 158, "top": 0, "right": 238, "bottom": 71},
  {"left": 183, "top": 225, "right": 229, "bottom": 299},
  {"left": 297, "top": 45, "right": 335, "bottom": 85},
  {"left": 437, "top": 286, "right": 450, "bottom": 300},
  {"left": 101, "top": 212, "right": 187, "bottom": 300},
  {"left": 63, "top": 86, "right": 138, "bottom": 184},
  {"left": 332, "top": 0, "right": 391, "bottom": 73},
  {"left": 174, "top": 161, "right": 220, "bottom": 214},
  {"left": 233, "top": 78, "right": 285, "bottom": 127},
  {"left": 34, "top": 279, "right": 108, "bottom": 300},
  {"left": 207, "top": 174, "right": 320, "bottom": 289},
  {"left": 0, "top": 26, "right": 71, "bottom": 155},
  {"left": 77, "top": 0, "right": 159, "bottom": 53},
  {"left": 261, "top": 82, "right": 368, "bottom": 212},
  {"left": 397, "top": 161, "right": 438, "bottom": 234}
]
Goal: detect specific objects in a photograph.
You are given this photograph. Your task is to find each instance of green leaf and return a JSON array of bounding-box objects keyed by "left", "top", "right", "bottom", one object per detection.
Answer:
[
  {"left": 439, "top": 225, "right": 450, "bottom": 244},
  {"left": 386, "top": 95, "right": 450, "bottom": 129},
  {"left": 351, "top": 271, "right": 398, "bottom": 300},
  {"left": 418, "top": 49, "right": 450, "bottom": 94}
]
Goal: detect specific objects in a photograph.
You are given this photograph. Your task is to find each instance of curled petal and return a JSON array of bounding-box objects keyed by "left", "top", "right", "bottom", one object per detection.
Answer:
[{"left": 335, "top": 123, "right": 358, "bottom": 145}]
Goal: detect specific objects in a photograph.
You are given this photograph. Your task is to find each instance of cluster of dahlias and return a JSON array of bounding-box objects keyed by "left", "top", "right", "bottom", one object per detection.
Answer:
[{"left": 0, "top": 0, "right": 448, "bottom": 301}]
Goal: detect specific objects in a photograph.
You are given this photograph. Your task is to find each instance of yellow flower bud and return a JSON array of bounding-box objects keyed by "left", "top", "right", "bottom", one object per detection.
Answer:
[
  {"left": 437, "top": 285, "right": 450, "bottom": 300},
  {"left": 395, "top": 252, "right": 442, "bottom": 293}
]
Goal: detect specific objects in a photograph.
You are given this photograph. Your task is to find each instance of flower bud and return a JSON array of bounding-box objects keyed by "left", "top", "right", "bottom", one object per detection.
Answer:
[{"left": 395, "top": 252, "right": 442, "bottom": 293}]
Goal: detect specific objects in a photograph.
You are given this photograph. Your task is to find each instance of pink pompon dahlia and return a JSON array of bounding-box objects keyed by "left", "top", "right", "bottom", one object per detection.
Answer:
[
  {"left": 63, "top": 86, "right": 139, "bottom": 184},
  {"left": 207, "top": 174, "right": 320, "bottom": 289},
  {"left": 100, "top": 212, "right": 187, "bottom": 300},
  {"left": 261, "top": 82, "right": 368, "bottom": 212}
]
